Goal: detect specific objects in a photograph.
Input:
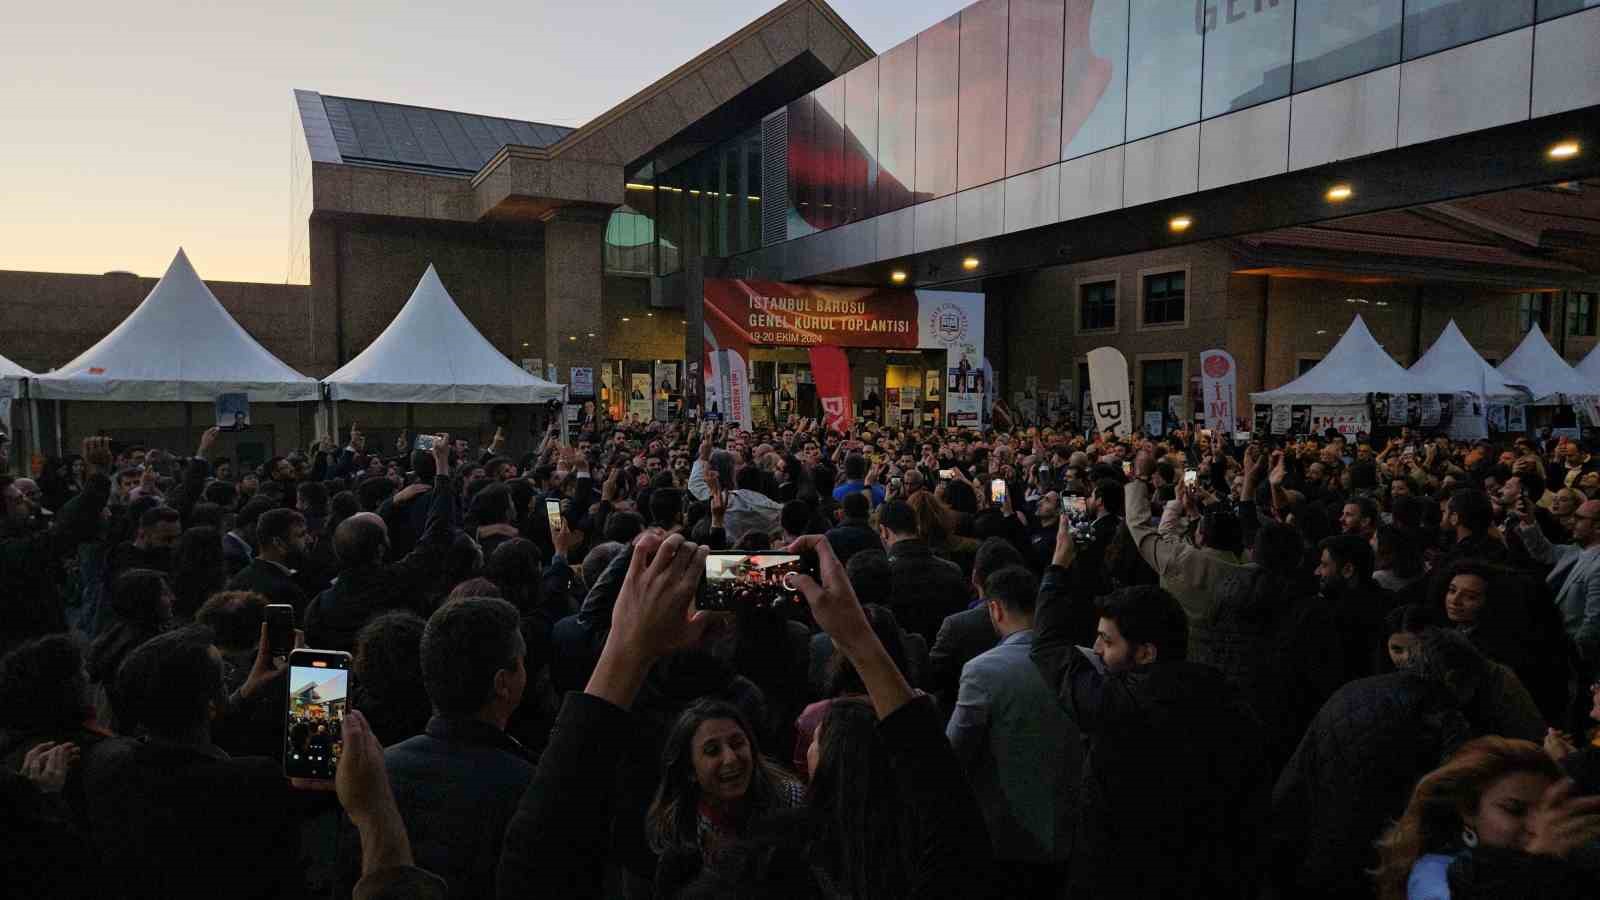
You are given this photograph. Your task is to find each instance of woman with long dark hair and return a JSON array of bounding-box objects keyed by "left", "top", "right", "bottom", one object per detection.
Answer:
[
  {"left": 647, "top": 699, "right": 804, "bottom": 894},
  {"left": 169, "top": 526, "right": 226, "bottom": 621}
]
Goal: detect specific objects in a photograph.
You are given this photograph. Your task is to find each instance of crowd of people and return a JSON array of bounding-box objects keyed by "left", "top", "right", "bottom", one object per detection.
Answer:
[{"left": 6, "top": 411, "right": 1600, "bottom": 898}]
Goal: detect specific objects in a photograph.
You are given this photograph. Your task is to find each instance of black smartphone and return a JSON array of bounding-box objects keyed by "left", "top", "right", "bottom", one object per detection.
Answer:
[
  {"left": 265, "top": 604, "right": 295, "bottom": 657},
  {"left": 698, "top": 551, "right": 816, "bottom": 611},
  {"left": 413, "top": 434, "right": 437, "bottom": 451},
  {"left": 284, "top": 649, "right": 352, "bottom": 781}
]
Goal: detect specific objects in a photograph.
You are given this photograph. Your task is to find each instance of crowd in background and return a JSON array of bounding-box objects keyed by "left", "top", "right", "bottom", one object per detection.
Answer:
[{"left": 7, "top": 409, "right": 1600, "bottom": 898}]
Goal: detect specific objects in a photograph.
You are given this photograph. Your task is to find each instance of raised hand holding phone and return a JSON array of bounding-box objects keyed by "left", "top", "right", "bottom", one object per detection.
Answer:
[{"left": 586, "top": 532, "right": 710, "bottom": 709}]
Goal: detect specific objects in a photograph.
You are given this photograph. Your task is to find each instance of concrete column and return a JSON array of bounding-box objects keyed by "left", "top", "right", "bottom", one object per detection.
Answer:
[{"left": 542, "top": 207, "right": 612, "bottom": 401}]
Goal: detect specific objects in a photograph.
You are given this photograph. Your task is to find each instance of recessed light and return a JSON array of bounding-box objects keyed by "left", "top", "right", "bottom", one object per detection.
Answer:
[
  {"left": 646, "top": 312, "right": 653, "bottom": 317},
  {"left": 962, "top": 257, "right": 980, "bottom": 271},
  {"left": 1316, "top": 329, "right": 1328, "bottom": 335},
  {"left": 1326, "top": 184, "right": 1353, "bottom": 202},
  {"left": 1549, "top": 141, "right": 1581, "bottom": 160},
  {"left": 1345, "top": 297, "right": 1369, "bottom": 305},
  {"left": 890, "top": 271, "right": 907, "bottom": 283},
  {"left": 586, "top": 332, "right": 595, "bottom": 338},
  {"left": 621, "top": 317, "right": 631, "bottom": 322},
  {"left": 521, "top": 341, "right": 529, "bottom": 347},
  {"left": 1168, "top": 215, "right": 1192, "bottom": 233},
  {"left": 568, "top": 335, "right": 576, "bottom": 342}
]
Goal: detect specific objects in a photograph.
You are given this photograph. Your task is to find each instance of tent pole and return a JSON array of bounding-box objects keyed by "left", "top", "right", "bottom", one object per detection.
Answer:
[
  {"left": 54, "top": 401, "right": 63, "bottom": 457},
  {"left": 330, "top": 400, "right": 340, "bottom": 447},
  {"left": 29, "top": 397, "right": 41, "bottom": 458}
]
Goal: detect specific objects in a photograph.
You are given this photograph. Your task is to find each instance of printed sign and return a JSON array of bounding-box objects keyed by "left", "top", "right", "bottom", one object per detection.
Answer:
[
  {"left": 1087, "top": 347, "right": 1132, "bottom": 437},
  {"left": 1198, "top": 349, "right": 1236, "bottom": 434}
]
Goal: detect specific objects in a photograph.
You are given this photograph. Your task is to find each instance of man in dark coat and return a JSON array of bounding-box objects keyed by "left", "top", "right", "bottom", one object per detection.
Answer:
[
  {"left": 227, "top": 508, "right": 309, "bottom": 617},
  {"left": 1270, "top": 628, "right": 1481, "bottom": 899},
  {"left": 81, "top": 626, "right": 299, "bottom": 900},
  {"left": 879, "top": 500, "right": 971, "bottom": 640},
  {"left": 304, "top": 439, "right": 457, "bottom": 652},
  {"left": 824, "top": 490, "right": 883, "bottom": 564},
  {"left": 1315, "top": 533, "right": 1395, "bottom": 682},
  {"left": 1032, "top": 526, "right": 1269, "bottom": 900},
  {"left": 929, "top": 537, "right": 1024, "bottom": 710},
  {"left": 339, "top": 597, "right": 533, "bottom": 900}
]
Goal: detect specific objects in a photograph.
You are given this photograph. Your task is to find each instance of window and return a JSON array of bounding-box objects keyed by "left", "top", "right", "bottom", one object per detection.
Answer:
[
  {"left": 1125, "top": 0, "right": 1203, "bottom": 140},
  {"left": 1200, "top": 0, "right": 1293, "bottom": 118},
  {"left": 1142, "top": 271, "right": 1186, "bottom": 326},
  {"left": 1061, "top": 0, "right": 1129, "bottom": 161},
  {"left": 1403, "top": 0, "right": 1533, "bottom": 60},
  {"left": 1518, "top": 293, "right": 1552, "bottom": 333},
  {"left": 1141, "top": 358, "right": 1184, "bottom": 416},
  {"left": 1079, "top": 280, "right": 1117, "bottom": 331},
  {"left": 1569, "top": 292, "right": 1597, "bottom": 338},
  {"left": 1293, "top": 0, "right": 1402, "bottom": 92}
]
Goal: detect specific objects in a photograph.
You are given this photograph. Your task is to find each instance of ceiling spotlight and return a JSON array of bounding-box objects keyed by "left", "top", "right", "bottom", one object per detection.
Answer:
[
  {"left": 1168, "top": 215, "right": 1192, "bottom": 233},
  {"left": 1326, "top": 184, "right": 1353, "bottom": 201},
  {"left": 1316, "top": 329, "right": 1328, "bottom": 335},
  {"left": 1549, "top": 141, "right": 1581, "bottom": 160},
  {"left": 1345, "top": 297, "right": 1370, "bottom": 304},
  {"left": 568, "top": 335, "right": 577, "bottom": 342},
  {"left": 646, "top": 312, "right": 654, "bottom": 317},
  {"left": 891, "top": 270, "right": 908, "bottom": 283},
  {"left": 586, "top": 332, "right": 595, "bottom": 338},
  {"left": 621, "top": 317, "right": 631, "bottom": 322},
  {"left": 521, "top": 341, "right": 529, "bottom": 347},
  {"left": 962, "top": 257, "right": 980, "bottom": 271}
]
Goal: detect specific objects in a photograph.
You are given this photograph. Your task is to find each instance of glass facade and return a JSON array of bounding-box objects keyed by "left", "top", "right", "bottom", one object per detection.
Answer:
[
  {"left": 1125, "top": 0, "right": 1202, "bottom": 141},
  {"left": 1540, "top": 0, "right": 1600, "bottom": 20},
  {"left": 647, "top": 125, "right": 763, "bottom": 276},
  {"left": 1402, "top": 0, "right": 1533, "bottom": 59},
  {"left": 1201, "top": 0, "right": 1294, "bottom": 118},
  {"left": 766, "top": 0, "right": 1556, "bottom": 248}
]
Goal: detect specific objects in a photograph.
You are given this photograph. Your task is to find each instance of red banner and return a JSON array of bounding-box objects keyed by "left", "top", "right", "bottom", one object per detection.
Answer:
[
  {"left": 808, "top": 345, "right": 853, "bottom": 433},
  {"left": 704, "top": 279, "right": 920, "bottom": 349}
]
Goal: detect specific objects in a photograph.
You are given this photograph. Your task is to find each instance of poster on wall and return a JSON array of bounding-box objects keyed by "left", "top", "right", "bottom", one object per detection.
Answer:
[
  {"left": 1309, "top": 406, "right": 1370, "bottom": 438},
  {"left": 1143, "top": 411, "right": 1164, "bottom": 437},
  {"left": 1270, "top": 404, "right": 1292, "bottom": 435},
  {"left": 1506, "top": 404, "right": 1527, "bottom": 433},
  {"left": 654, "top": 361, "right": 677, "bottom": 421},
  {"left": 778, "top": 373, "right": 798, "bottom": 418},
  {"left": 886, "top": 388, "right": 900, "bottom": 408},
  {"left": 570, "top": 367, "right": 594, "bottom": 399},
  {"left": 629, "top": 374, "right": 653, "bottom": 421},
  {"left": 521, "top": 357, "right": 542, "bottom": 376},
  {"left": 1198, "top": 349, "right": 1236, "bottom": 434},
  {"left": 946, "top": 369, "right": 979, "bottom": 427},
  {"left": 925, "top": 370, "right": 941, "bottom": 400},
  {"left": 1166, "top": 395, "right": 1184, "bottom": 428},
  {"left": 902, "top": 387, "right": 920, "bottom": 411},
  {"left": 685, "top": 361, "right": 702, "bottom": 419},
  {"left": 546, "top": 365, "right": 558, "bottom": 385}
]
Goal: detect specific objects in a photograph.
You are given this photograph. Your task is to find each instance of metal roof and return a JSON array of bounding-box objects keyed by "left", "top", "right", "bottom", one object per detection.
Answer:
[{"left": 298, "top": 90, "right": 575, "bottom": 176}]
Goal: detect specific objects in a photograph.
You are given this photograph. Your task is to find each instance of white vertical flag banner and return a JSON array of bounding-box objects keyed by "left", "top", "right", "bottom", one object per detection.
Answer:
[
  {"left": 1087, "top": 347, "right": 1132, "bottom": 437},
  {"left": 1199, "top": 349, "right": 1237, "bottom": 433}
]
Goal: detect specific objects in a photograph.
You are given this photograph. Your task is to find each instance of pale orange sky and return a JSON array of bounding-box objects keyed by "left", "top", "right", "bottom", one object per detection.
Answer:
[{"left": 0, "top": 0, "right": 966, "bottom": 284}]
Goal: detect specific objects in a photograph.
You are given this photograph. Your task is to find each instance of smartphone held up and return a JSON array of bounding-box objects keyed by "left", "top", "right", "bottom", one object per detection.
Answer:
[
  {"left": 698, "top": 551, "right": 816, "bottom": 611},
  {"left": 284, "top": 649, "right": 351, "bottom": 782}
]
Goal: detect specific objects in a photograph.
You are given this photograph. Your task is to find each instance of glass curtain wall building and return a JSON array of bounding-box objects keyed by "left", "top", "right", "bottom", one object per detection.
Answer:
[{"left": 778, "top": 0, "right": 1589, "bottom": 242}]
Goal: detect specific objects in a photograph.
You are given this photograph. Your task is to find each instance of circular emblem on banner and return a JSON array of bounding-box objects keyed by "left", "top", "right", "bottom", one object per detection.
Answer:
[
  {"left": 927, "top": 304, "right": 969, "bottom": 346},
  {"left": 1203, "top": 354, "right": 1231, "bottom": 379}
]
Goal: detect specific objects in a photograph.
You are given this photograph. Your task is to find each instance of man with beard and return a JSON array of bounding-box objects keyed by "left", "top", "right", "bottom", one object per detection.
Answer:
[
  {"left": 1314, "top": 534, "right": 1393, "bottom": 680},
  {"left": 105, "top": 506, "right": 181, "bottom": 584},
  {"left": 228, "top": 508, "right": 310, "bottom": 618}
]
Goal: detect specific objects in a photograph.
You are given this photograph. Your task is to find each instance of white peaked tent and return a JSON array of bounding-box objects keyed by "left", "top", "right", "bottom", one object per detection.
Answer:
[
  {"left": 1409, "top": 320, "right": 1530, "bottom": 401},
  {"left": 29, "top": 249, "right": 318, "bottom": 401},
  {"left": 1251, "top": 314, "right": 1449, "bottom": 405},
  {"left": 1575, "top": 341, "right": 1600, "bottom": 390},
  {"left": 0, "top": 351, "right": 33, "bottom": 400},
  {"left": 1496, "top": 327, "right": 1594, "bottom": 403},
  {"left": 323, "top": 265, "right": 564, "bottom": 403}
]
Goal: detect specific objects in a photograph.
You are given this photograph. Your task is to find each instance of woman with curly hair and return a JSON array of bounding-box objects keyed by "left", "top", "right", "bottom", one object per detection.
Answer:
[{"left": 646, "top": 698, "right": 804, "bottom": 895}]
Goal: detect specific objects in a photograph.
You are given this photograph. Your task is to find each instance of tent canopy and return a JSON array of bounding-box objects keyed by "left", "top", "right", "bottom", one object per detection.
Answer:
[
  {"left": 1251, "top": 314, "right": 1450, "bottom": 405},
  {"left": 1576, "top": 341, "right": 1600, "bottom": 390},
  {"left": 324, "top": 265, "right": 565, "bottom": 404},
  {"left": 1496, "top": 326, "right": 1593, "bottom": 402},
  {"left": 0, "top": 351, "right": 33, "bottom": 401},
  {"left": 1409, "top": 320, "right": 1530, "bottom": 402},
  {"left": 28, "top": 249, "right": 319, "bottom": 402}
]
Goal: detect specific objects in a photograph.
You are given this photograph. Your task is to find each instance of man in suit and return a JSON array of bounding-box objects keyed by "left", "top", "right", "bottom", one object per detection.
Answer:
[
  {"left": 224, "top": 497, "right": 275, "bottom": 576},
  {"left": 228, "top": 508, "right": 309, "bottom": 618},
  {"left": 824, "top": 491, "right": 883, "bottom": 564},
  {"left": 929, "top": 537, "right": 1026, "bottom": 710},
  {"left": 1515, "top": 496, "right": 1600, "bottom": 666},
  {"left": 947, "top": 565, "right": 1079, "bottom": 895}
]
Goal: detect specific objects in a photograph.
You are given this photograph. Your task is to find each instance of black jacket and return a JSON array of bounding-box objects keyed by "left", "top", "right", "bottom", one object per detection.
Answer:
[
  {"left": 928, "top": 604, "right": 997, "bottom": 710},
  {"left": 82, "top": 736, "right": 300, "bottom": 900},
  {"left": 824, "top": 517, "right": 883, "bottom": 565},
  {"left": 1199, "top": 565, "right": 1346, "bottom": 771},
  {"left": 304, "top": 476, "right": 455, "bottom": 652},
  {"left": 340, "top": 717, "right": 533, "bottom": 900},
  {"left": 1032, "top": 578, "right": 1270, "bottom": 899},
  {"left": 1271, "top": 672, "right": 1472, "bottom": 897},
  {"left": 886, "top": 539, "right": 971, "bottom": 640},
  {"left": 227, "top": 559, "right": 308, "bottom": 619}
]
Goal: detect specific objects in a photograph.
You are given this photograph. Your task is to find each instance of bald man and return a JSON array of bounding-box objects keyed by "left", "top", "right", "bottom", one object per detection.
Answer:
[
  {"left": 303, "top": 435, "right": 458, "bottom": 651},
  {"left": 1516, "top": 497, "right": 1600, "bottom": 664}
]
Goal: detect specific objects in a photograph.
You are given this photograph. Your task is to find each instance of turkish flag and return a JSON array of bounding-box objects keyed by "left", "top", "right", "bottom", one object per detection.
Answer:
[{"left": 808, "top": 345, "right": 852, "bottom": 433}]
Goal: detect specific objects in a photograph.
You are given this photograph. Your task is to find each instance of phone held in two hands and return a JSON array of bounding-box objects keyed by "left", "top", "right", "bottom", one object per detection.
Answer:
[{"left": 283, "top": 649, "right": 351, "bottom": 782}]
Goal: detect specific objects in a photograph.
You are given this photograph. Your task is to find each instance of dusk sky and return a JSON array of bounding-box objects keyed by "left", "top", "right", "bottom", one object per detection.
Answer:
[{"left": 0, "top": 1, "right": 969, "bottom": 284}]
